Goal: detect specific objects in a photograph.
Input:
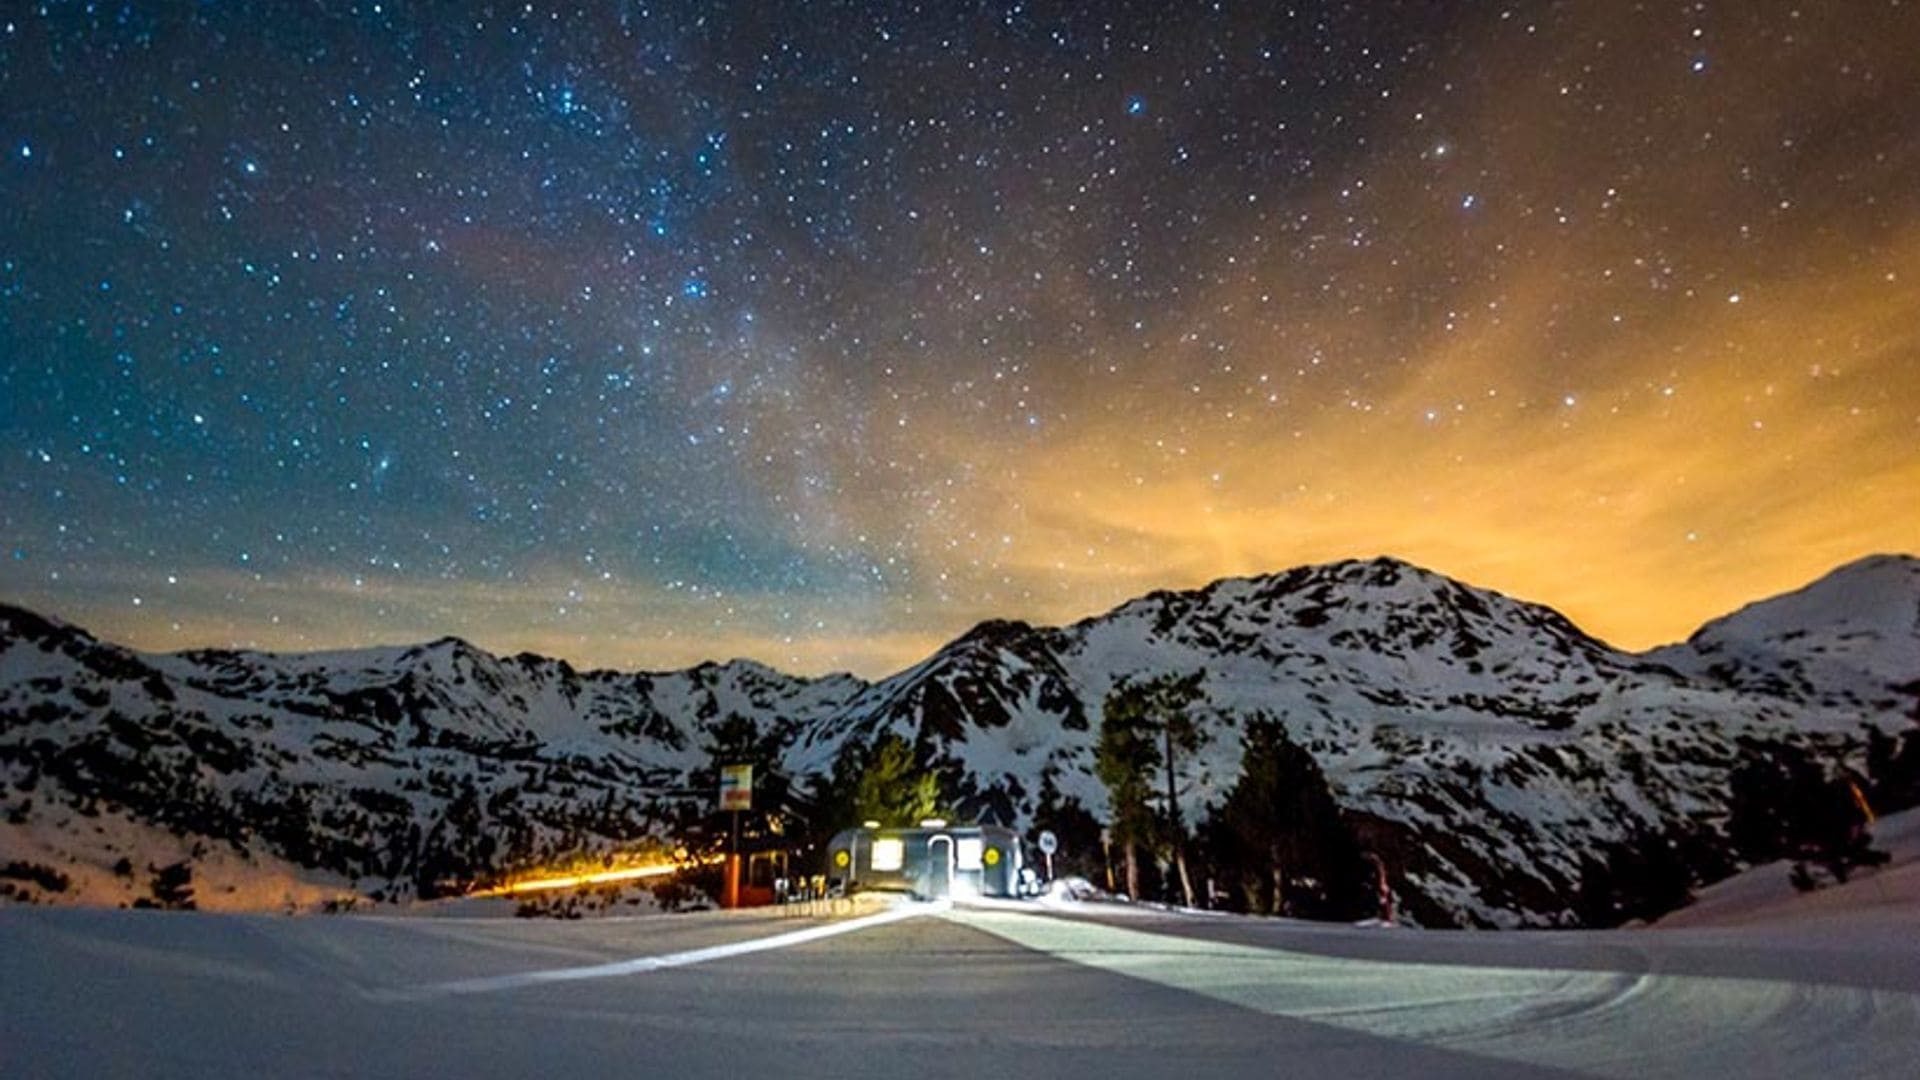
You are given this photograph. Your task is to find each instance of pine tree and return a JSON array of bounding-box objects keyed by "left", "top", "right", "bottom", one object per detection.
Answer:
[
  {"left": 1218, "top": 715, "right": 1371, "bottom": 920},
  {"left": 1728, "top": 741, "right": 1886, "bottom": 890},
  {"left": 698, "top": 711, "right": 795, "bottom": 846},
  {"left": 1866, "top": 723, "right": 1920, "bottom": 815},
  {"left": 1096, "top": 673, "right": 1206, "bottom": 903},
  {"left": 852, "top": 733, "right": 941, "bottom": 827},
  {"left": 147, "top": 860, "right": 196, "bottom": 910},
  {"left": 1032, "top": 764, "right": 1103, "bottom": 880},
  {"left": 1095, "top": 686, "right": 1159, "bottom": 900}
]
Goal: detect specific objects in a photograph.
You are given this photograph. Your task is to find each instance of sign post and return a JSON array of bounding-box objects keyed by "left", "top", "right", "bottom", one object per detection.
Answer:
[
  {"left": 719, "top": 764, "right": 753, "bottom": 907},
  {"left": 719, "top": 763, "right": 753, "bottom": 812},
  {"left": 1037, "top": 829, "right": 1058, "bottom": 882}
]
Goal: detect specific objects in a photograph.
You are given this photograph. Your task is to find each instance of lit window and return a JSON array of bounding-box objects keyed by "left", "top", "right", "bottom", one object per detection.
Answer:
[
  {"left": 956, "top": 837, "right": 984, "bottom": 871},
  {"left": 870, "top": 837, "right": 904, "bottom": 871}
]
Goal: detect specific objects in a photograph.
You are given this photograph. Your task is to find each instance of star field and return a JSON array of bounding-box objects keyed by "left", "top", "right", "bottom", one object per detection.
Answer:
[{"left": 2, "top": 2, "right": 1917, "bottom": 676}]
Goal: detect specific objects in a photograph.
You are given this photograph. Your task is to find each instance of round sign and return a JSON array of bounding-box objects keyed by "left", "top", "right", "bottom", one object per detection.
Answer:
[
  {"left": 1037, "top": 830, "right": 1058, "bottom": 855},
  {"left": 983, "top": 847, "right": 1001, "bottom": 866},
  {"left": 833, "top": 850, "right": 850, "bottom": 868}
]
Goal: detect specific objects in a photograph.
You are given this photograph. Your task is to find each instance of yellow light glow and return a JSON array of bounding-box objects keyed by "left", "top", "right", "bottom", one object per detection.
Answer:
[{"left": 473, "top": 854, "right": 722, "bottom": 897}]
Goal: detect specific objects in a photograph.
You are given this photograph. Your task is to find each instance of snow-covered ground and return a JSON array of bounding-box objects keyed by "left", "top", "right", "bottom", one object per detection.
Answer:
[
  {"left": 5, "top": 882, "right": 1917, "bottom": 1078},
  {"left": 1656, "top": 805, "right": 1920, "bottom": 935}
]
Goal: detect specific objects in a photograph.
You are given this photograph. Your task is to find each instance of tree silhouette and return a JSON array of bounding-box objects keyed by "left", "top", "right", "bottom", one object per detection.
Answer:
[
  {"left": 1097, "top": 673, "right": 1205, "bottom": 902},
  {"left": 1216, "top": 715, "right": 1371, "bottom": 919},
  {"left": 853, "top": 733, "right": 942, "bottom": 827},
  {"left": 1032, "top": 764, "right": 1103, "bottom": 880},
  {"left": 1728, "top": 741, "right": 1886, "bottom": 890},
  {"left": 1866, "top": 722, "right": 1920, "bottom": 815},
  {"left": 807, "top": 731, "right": 945, "bottom": 841},
  {"left": 146, "top": 860, "right": 196, "bottom": 910},
  {"left": 693, "top": 711, "right": 797, "bottom": 850},
  {"left": 1096, "top": 690, "right": 1156, "bottom": 899}
]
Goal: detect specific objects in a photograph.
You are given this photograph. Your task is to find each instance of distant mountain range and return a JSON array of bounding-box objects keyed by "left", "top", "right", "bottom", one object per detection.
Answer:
[{"left": 3, "top": 554, "right": 1916, "bottom": 925}]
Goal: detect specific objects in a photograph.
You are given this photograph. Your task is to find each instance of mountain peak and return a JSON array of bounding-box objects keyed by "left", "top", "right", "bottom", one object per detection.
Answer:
[
  {"left": 0, "top": 602, "right": 84, "bottom": 641},
  {"left": 1690, "top": 554, "right": 1920, "bottom": 644},
  {"left": 953, "top": 618, "right": 1038, "bottom": 647},
  {"left": 1816, "top": 552, "right": 1920, "bottom": 586},
  {"left": 1665, "top": 552, "right": 1920, "bottom": 700}
]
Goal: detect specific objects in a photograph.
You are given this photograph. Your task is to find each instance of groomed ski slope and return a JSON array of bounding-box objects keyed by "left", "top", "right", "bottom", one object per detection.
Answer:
[{"left": 6, "top": 853, "right": 1919, "bottom": 1080}]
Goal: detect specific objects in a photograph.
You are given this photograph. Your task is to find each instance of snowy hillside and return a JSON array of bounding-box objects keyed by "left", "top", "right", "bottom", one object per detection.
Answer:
[
  {"left": 1650, "top": 554, "right": 1920, "bottom": 709},
  {"left": 834, "top": 557, "right": 1918, "bottom": 925},
  {"left": 0, "top": 604, "right": 863, "bottom": 907},
  {"left": 1656, "top": 805, "right": 1920, "bottom": 934},
  {"left": 4, "top": 555, "right": 1917, "bottom": 925}
]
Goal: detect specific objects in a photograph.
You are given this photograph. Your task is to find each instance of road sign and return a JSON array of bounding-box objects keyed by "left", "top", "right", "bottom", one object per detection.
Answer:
[
  {"left": 718, "top": 763, "right": 753, "bottom": 812},
  {"left": 1037, "top": 830, "right": 1058, "bottom": 855}
]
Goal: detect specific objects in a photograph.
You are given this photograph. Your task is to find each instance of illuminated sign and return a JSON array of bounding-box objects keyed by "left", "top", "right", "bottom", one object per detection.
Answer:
[
  {"left": 718, "top": 763, "right": 753, "bottom": 811},
  {"left": 956, "top": 837, "right": 984, "bottom": 871}
]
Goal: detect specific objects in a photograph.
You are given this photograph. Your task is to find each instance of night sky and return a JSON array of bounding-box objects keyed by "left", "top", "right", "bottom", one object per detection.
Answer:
[{"left": 2, "top": 2, "right": 1916, "bottom": 677}]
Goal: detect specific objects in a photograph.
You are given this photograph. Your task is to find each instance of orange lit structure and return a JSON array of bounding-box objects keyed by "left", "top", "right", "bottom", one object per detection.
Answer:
[{"left": 721, "top": 849, "right": 792, "bottom": 908}]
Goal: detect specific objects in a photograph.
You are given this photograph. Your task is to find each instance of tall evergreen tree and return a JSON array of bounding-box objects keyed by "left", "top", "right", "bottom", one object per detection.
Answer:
[
  {"left": 853, "top": 733, "right": 942, "bottom": 827},
  {"left": 808, "top": 731, "right": 944, "bottom": 840},
  {"left": 1865, "top": 723, "right": 1920, "bottom": 815},
  {"left": 695, "top": 711, "right": 795, "bottom": 846},
  {"left": 1032, "top": 764, "right": 1103, "bottom": 880},
  {"left": 1728, "top": 741, "right": 1886, "bottom": 889},
  {"left": 1097, "top": 673, "right": 1205, "bottom": 902},
  {"left": 1095, "top": 685, "right": 1159, "bottom": 900},
  {"left": 1218, "top": 715, "right": 1370, "bottom": 919}
]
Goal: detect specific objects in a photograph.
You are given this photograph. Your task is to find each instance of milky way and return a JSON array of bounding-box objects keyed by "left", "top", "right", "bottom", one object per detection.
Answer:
[{"left": 2, "top": 2, "right": 1916, "bottom": 676}]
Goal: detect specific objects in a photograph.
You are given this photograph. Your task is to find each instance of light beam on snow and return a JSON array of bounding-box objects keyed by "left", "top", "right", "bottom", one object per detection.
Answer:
[
  {"left": 951, "top": 909, "right": 1920, "bottom": 1079},
  {"left": 401, "top": 900, "right": 942, "bottom": 998}
]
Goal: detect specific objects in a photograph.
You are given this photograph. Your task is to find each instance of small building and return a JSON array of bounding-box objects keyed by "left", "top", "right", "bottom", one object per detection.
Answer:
[
  {"left": 722, "top": 848, "right": 792, "bottom": 908},
  {"left": 825, "top": 822, "right": 1025, "bottom": 900}
]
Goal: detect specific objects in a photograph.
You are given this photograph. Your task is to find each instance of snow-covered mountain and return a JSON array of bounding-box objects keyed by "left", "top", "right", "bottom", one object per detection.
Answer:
[
  {"left": 0, "top": 605, "right": 861, "bottom": 908},
  {"left": 837, "top": 556, "right": 1917, "bottom": 924},
  {"left": 4, "top": 555, "right": 1916, "bottom": 924},
  {"left": 1649, "top": 554, "right": 1920, "bottom": 709}
]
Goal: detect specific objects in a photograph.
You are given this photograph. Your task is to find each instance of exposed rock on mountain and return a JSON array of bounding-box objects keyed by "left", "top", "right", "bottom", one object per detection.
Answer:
[{"left": 4, "top": 554, "right": 1915, "bottom": 925}]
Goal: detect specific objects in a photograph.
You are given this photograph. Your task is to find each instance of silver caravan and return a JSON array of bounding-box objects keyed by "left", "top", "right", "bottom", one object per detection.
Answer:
[{"left": 825, "top": 822, "right": 1025, "bottom": 900}]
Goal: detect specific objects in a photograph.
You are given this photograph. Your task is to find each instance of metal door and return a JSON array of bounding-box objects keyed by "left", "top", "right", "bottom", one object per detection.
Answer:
[{"left": 924, "top": 835, "right": 954, "bottom": 899}]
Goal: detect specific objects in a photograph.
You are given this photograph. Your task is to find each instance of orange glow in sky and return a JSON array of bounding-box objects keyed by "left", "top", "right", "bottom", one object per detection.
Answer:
[{"left": 6, "top": 4, "right": 1915, "bottom": 678}]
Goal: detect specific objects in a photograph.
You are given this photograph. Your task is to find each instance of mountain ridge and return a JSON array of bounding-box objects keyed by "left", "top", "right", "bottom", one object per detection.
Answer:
[{"left": 3, "top": 553, "right": 1916, "bottom": 924}]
